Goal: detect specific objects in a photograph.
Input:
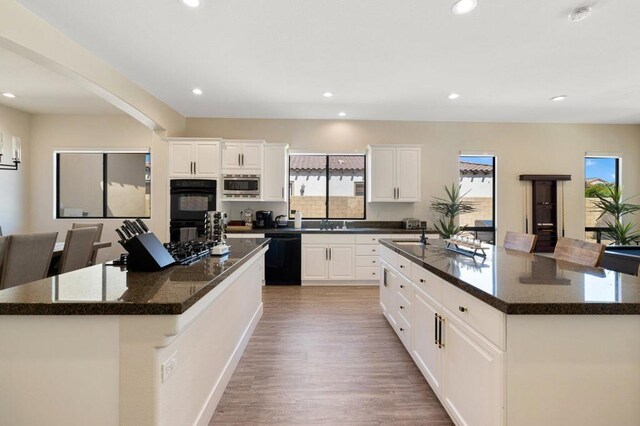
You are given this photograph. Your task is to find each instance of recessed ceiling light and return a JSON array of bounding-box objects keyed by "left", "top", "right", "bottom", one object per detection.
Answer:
[
  {"left": 322, "top": 92, "right": 334, "bottom": 98},
  {"left": 192, "top": 88, "right": 203, "bottom": 95},
  {"left": 2, "top": 93, "right": 16, "bottom": 98},
  {"left": 181, "top": 0, "right": 201, "bottom": 7},
  {"left": 569, "top": 6, "right": 592, "bottom": 22},
  {"left": 448, "top": 93, "right": 461, "bottom": 100},
  {"left": 550, "top": 95, "right": 568, "bottom": 102},
  {"left": 338, "top": 112, "right": 347, "bottom": 117},
  {"left": 451, "top": 0, "right": 478, "bottom": 15}
]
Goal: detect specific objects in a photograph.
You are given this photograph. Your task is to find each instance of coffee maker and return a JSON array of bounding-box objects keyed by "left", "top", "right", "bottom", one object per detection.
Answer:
[{"left": 255, "top": 210, "right": 273, "bottom": 229}]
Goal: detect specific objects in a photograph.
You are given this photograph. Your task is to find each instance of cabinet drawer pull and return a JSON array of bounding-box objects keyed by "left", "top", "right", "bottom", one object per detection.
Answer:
[
  {"left": 399, "top": 327, "right": 405, "bottom": 332},
  {"left": 399, "top": 265, "right": 404, "bottom": 268},
  {"left": 400, "top": 284, "right": 404, "bottom": 288},
  {"left": 419, "top": 278, "right": 425, "bottom": 283},
  {"left": 372, "top": 260, "right": 376, "bottom": 263},
  {"left": 458, "top": 306, "right": 468, "bottom": 313},
  {"left": 434, "top": 313, "right": 439, "bottom": 345},
  {"left": 372, "top": 272, "right": 376, "bottom": 275},
  {"left": 400, "top": 305, "right": 405, "bottom": 310}
]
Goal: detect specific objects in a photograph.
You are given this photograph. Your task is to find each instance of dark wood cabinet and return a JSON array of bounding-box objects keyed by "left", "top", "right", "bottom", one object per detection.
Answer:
[{"left": 520, "top": 175, "right": 571, "bottom": 253}]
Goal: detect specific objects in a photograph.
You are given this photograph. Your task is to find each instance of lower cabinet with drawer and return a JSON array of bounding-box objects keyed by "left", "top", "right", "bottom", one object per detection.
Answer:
[{"left": 381, "top": 250, "right": 506, "bottom": 426}]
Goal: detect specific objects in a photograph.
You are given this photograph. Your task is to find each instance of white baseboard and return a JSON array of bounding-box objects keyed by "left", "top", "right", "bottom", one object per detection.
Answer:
[
  {"left": 194, "top": 302, "right": 264, "bottom": 426},
  {"left": 302, "top": 281, "right": 378, "bottom": 286}
]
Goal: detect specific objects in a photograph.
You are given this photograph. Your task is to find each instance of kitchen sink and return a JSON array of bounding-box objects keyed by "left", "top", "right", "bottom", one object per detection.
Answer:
[{"left": 393, "top": 240, "right": 428, "bottom": 246}]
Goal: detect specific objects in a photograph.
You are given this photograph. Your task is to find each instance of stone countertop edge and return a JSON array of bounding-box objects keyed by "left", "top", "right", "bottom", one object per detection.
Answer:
[
  {"left": 227, "top": 227, "right": 439, "bottom": 234},
  {"left": 0, "top": 238, "right": 271, "bottom": 316},
  {"left": 379, "top": 239, "right": 640, "bottom": 315}
]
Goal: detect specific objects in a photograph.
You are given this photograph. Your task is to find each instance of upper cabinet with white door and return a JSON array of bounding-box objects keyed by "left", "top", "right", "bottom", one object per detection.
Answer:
[
  {"left": 366, "top": 145, "right": 421, "bottom": 202},
  {"left": 167, "top": 138, "right": 221, "bottom": 178},
  {"left": 262, "top": 144, "right": 289, "bottom": 202},
  {"left": 222, "top": 140, "right": 264, "bottom": 173}
]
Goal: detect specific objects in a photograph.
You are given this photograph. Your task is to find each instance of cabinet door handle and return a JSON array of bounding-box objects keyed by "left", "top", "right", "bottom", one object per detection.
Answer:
[
  {"left": 434, "top": 313, "right": 439, "bottom": 345},
  {"left": 458, "top": 306, "right": 467, "bottom": 313},
  {"left": 238, "top": 153, "right": 241, "bottom": 166},
  {"left": 282, "top": 187, "right": 284, "bottom": 198},
  {"left": 420, "top": 279, "right": 425, "bottom": 283},
  {"left": 194, "top": 161, "right": 197, "bottom": 173},
  {"left": 438, "top": 316, "right": 445, "bottom": 348},
  {"left": 400, "top": 264, "right": 404, "bottom": 268},
  {"left": 241, "top": 153, "right": 244, "bottom": 166},
  {"left": 397, "top": 187, "right": 400, "bottom": 199},
  {"left": 400, "top": 305, "right": 405, "bottom": 310},
  {"left": 325, "top": 248, "right": 328, "bottom": 260},
  {"left": 383, "top": 269, "right": 388, "bottom": 287},
  {"left": 400, "top": 284, "right": 404, "bottom": 288},
  {"left": 372, "top": 260, "right": 376, "bottom": 263},
  {"left": 329, "top": 248, "right": 332, "bottom": 260},
  {"left": 399, "top": 327, "right": 405, "bottom": 332}
]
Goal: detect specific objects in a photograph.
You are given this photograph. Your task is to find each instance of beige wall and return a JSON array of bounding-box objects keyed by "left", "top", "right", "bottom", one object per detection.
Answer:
[
  {"left": 0, "top": 104, "right": 30, "bottom": 234},
  {"left": 28, "top": 114, "right": 168, "bottom": 262},
  {"left": 186, "top": 118, "right": 640, "bottom": 243}
]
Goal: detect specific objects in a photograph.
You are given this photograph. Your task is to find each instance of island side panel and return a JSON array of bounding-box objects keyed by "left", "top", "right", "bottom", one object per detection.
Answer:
[
  {"left": 0, "top": 316, "right": 120, "bottom": 426},
  {"left": 119, "top": 251, "right": 266, "bottom": 426},
  {"left": 506, "top": 315, "right": 640, "bottom": 426}
]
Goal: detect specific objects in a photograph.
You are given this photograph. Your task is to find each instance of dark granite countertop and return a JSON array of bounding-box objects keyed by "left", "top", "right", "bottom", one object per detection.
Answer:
[
  {"left": 380, "top": 239, "right": 640, "bottom": 315},
  {"left": 228, "top": 227, "right": 436, "bottom": 235},
  {"left": 0, "top": 238, "right": 270, "bottom": 315}
]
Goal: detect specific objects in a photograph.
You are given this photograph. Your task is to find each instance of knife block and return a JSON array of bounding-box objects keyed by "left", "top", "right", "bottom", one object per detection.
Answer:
[{"left": 123, "top": 233, "right": 175, "bottom": 272}]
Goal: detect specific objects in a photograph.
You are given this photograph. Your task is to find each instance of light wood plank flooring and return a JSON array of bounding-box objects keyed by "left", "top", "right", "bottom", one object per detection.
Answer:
[{"left": 210, "top": 286, "right": 453, "bottom": 425}]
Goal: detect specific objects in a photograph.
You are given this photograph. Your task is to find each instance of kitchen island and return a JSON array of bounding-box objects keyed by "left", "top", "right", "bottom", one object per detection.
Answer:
[
  {"left": 379, "top": 239, "right": 640, "bottom": 426},
  {"left": 0, "top": 238, "right": 269, "bottom": 426}
]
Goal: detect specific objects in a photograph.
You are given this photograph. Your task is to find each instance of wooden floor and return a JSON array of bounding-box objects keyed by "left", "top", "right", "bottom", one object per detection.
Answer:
[{"left": 210, "top": 286, "right": 453, "bottom": 425}]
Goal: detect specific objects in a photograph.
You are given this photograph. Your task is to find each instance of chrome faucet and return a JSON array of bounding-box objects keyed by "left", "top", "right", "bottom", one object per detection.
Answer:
[{"left": 419, "top": 226, "right": 428, "bottom": 246}]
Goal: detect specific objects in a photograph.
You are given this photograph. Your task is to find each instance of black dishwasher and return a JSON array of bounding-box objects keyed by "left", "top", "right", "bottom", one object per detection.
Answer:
[{"left": 265, "top": 233, "right": 301, "bottom": 285}]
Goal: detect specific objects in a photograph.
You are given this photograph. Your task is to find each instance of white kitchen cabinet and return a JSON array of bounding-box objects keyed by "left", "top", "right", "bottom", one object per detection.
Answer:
[
  {"left": 328, "top": 245, "right": 355, "bottom": 280},
  {"left": 262, "top": 144, "right": 288, "bottom": 202},
  {"left": 382, "top": 252, "right": 505, "bottom": 426},
  {"left": 168, "top": 139, "right": 221, "bottom": 178},
  {"left": 302, "top": 244, "right": 329, "bottom": 280},
  {"left": 442, "top": 309, "right": 505, "bottom": 426},
  {"left": 412, "top": 285, "right": 444, "bottom": 396},
  {"left": 222, "top": 140, "right": 264, "bottom": 173},
  {"left": 302, "top": 235, "right": 355, "bottom": 283},
  {"left": 367, "top": 145, "right": 421, "bottom": 202}
]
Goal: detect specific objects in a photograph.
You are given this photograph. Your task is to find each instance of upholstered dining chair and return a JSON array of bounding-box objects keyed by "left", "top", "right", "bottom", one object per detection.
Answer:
[
  {"left": 0, "top": 232, "right": 58, "bottom": 290},
  {"left": 59, "top": 227, "right": 98, "bottom": 274},
  {"left": 72, "top": 223, "right": 104, "bottom": 265},
  {"left": 553, "top": 237, "right": 606, "bottom": 268},
  {"left": 503, "top": 231, "right": 538, "bottom": 253}
]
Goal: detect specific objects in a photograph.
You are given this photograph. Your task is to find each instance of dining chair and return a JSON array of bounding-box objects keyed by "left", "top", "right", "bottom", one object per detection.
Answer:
[
  {"left": 503, "top": 231, "right": 538, "bottom": 253},
  {"left": 553, "top": 237, "right": 606, "bottom": 267},
  {"left": 0, "top": 236, "right": 6, "bottom": 275},
  {"left": 0, "top": 232, "right": 58, "bottom": 290},
  {"left": 59, "top": 227, "right": 98, "bottom": 274},
  {"left": 72, "top": 223, "right": 104, "bottom": 265}
]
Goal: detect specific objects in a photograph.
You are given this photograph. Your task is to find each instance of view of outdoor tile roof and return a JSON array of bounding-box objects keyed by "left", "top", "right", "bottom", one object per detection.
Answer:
[
  {"left": 460, "top": 161, "right": 493, "bottom": 176},
  {"left": 290, "top": 155, "right": 365, "bottom": 171}
]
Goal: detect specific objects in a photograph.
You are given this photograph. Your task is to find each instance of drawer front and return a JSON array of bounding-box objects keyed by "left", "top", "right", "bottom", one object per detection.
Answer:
[
  {"left": 395, "top": 312, "right": 412, "bottom": 350},
  {"left": 397, "top": 255, "right": 412, "bottom": 276},
  {"left": 356, "top": 234, "right": 386, "bottom": 245},
  {"left": 412, "top": 264, "right": 444, "bottom": 302},
  {"left": 356, "top": 255, "right": 379, "bottom": 267},
  {"left": 356, "top": 244, "right": 380, "bottom": 256},
  {"left": 396, "top": 290, "right": 412, "bottom": 326},
  {"left": 397, "top": 272, "right": 413, "bottom": 301},
  {"left": 380, "top": 245, "right": 397, "bottom": 267},
  {"left": 356, "top": 266, "right": 379, "bottom": 280},
  {"left": 303, "top": 234, "right": 356, "bottom": 244},
  {"left": 442, "top": 284, "right": 505, "bottom": 350}
]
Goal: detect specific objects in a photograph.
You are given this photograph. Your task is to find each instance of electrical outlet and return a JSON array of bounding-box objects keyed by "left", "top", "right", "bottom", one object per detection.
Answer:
[{"left": 161, "top": 352, "right": 178, "bottom": 383}]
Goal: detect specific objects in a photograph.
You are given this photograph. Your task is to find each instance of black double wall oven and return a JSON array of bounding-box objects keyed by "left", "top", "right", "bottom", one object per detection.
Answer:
[{"left": 170, "top": 179, "right": 216, "bottom": 242}]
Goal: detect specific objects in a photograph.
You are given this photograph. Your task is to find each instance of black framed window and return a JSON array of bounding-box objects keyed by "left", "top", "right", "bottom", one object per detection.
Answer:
[
  {"left": 459, "top": 155, "right": 496, "bottom": 243},
  {"left": 56, "top": 152, "right": 151, "bottom": 219},
  {"left": 585, "top": 156, "right": 620, "bottom": 243},
  {"left": 289, "top": 154, "right": 366, "bottom": 220}
]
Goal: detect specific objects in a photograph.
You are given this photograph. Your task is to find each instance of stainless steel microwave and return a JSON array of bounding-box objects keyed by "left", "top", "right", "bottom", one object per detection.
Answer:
[{"left": 222, "top": 175, "right": 260, "bottom": 198}]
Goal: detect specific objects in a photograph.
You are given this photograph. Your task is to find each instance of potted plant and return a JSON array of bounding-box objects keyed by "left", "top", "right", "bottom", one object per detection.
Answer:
[
  {"left": 592, "top": 186, "right": 640, "bottom": 245},
  {"left": 431, "top": 183, "right": 476, "bottom": 239}
]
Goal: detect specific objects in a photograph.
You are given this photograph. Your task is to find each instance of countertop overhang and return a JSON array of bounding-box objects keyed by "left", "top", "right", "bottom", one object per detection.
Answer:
[
  {"left": 0, "top": 238, "right": 270, "bottom": 316},
  {"left": 380, "top": 239, "right": 640, "bottom": 315}
]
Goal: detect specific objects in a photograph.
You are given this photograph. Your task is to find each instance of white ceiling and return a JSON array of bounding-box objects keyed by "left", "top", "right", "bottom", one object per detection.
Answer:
[
  {"left": 14, "top": 0, "right": 640, "bottom": 123},
  {"left": 0, "top": 45, "right": 122, "bottom": 115}
]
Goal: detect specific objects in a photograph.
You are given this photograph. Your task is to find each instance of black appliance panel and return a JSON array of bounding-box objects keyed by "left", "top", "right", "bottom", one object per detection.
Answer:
[
  {"left": 255, "top": 210, "right": 273, "bottom": 229},
  {"left": 170, "top": 180, "right": 216, "bottom": 221},
  {"left": 223, "top": 178, "right": 259, "bottom": 193},
  {"left": 265, "top": 233, "right": 301, "bottom": 285}
]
